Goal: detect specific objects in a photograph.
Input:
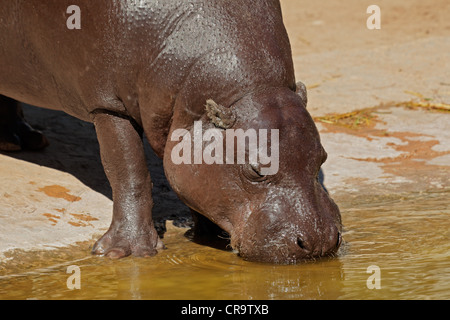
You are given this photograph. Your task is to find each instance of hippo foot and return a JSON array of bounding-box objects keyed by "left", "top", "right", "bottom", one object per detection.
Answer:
[
  {"left": 92, "top": 224, "right": 165, "bottom": 259},
  {"left": 16, "top": 121, "right": 49, "bottom": 151},
  {"left": 0, "top": 130, "right": 21, "bottom": 151},
  {"left": 0, "top": 121, "right": 49, "bottom": 152}
]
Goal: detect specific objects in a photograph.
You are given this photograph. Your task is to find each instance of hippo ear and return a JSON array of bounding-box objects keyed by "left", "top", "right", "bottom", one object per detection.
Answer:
[
  {"left": 295, "top": 81, "right": 308, "bottom": 107},
  {"left": 205, "top": 99, "right": 236, "bottom": 129}
]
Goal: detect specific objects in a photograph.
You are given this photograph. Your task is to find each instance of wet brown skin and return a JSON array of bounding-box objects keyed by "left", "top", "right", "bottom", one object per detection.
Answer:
[{"left": 0, "top": 0, "right": 341, "bottom": 263}]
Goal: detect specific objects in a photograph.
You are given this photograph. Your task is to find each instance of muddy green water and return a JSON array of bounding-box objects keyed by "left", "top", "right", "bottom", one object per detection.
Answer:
[{"left": 1, "top": 191, "right": 449, "bottom": 300}]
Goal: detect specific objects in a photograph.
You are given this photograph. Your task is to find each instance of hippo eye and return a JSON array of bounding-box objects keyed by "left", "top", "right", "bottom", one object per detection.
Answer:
[{"left": 243, "top": 163, "right": 267, "bottom": 182}]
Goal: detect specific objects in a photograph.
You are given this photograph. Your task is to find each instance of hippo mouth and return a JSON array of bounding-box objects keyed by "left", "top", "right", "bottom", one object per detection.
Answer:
[
  {"left": 229, "top": 202, "right": 342, "bottom": 264},
  {"left": 233, "top": 228, "right": 342, "bottom": 264}
]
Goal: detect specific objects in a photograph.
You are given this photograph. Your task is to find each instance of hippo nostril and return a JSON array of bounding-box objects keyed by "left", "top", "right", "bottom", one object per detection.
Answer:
[
  {"left": 296, "top": 237, "right": 311, "bottom": 254},
  {"left": 296, "top": 237, "right": 306, "bottom": 250},
  {"left": 322, "top": 231, "right": 342, "bottom": 257},
  {"left": 336, "top": 232, "right": 342, "bottom": 249}
]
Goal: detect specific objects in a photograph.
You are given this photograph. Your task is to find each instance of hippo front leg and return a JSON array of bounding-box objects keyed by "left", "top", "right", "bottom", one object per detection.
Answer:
[{"left": 91, "top": 112, "right": 162, "bottom": 259}]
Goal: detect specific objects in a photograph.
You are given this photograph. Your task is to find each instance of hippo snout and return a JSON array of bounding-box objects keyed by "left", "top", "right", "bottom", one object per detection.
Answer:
[
  {"left": 234, "top": 188, "right": 342, "bottom": 264},
  {"left": 295, "top": 225, "right": 342, "bottom": 258}
]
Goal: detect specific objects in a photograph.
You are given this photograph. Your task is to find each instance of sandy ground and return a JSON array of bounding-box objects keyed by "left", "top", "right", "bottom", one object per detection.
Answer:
[{"left": 0, "top": 0, "right": 449, "bottom": 262}]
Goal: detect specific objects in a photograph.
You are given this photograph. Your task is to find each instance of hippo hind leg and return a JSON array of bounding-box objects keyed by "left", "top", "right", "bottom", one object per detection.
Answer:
[{"left": 0, "top": 95, "right": 49, "bottom": 151}]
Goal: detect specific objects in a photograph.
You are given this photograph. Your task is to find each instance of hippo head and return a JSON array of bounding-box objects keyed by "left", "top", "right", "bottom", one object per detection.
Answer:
[{"left": 163, "top": 86, "right": 342, "bottom": 264}]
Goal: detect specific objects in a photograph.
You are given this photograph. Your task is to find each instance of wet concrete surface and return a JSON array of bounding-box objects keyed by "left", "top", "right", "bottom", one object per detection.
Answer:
[{"left": 319, "top": 106, "right": 450, "bottom": 196}]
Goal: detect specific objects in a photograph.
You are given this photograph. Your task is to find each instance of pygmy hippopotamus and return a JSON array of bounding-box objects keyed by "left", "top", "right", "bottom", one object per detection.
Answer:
[{"left": 0, "top": 0, "right": 342, "bottom": 263}]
